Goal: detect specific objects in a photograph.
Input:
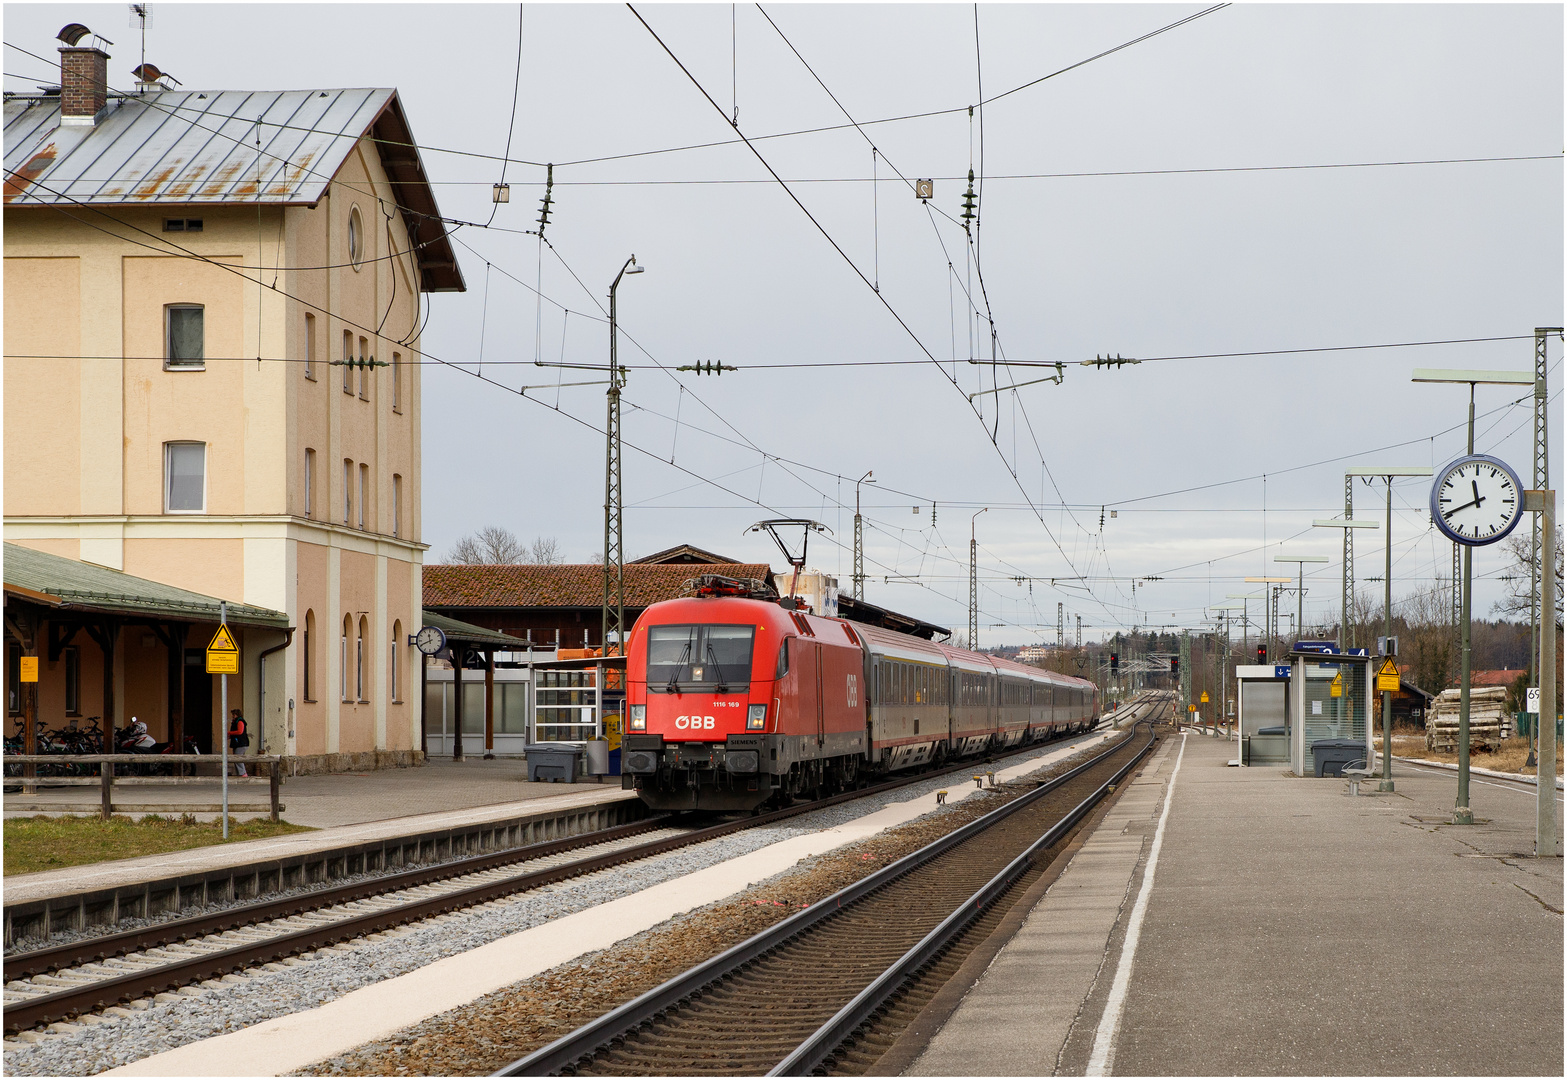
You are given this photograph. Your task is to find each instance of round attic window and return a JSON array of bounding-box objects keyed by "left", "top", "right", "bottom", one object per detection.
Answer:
[{"left": 348, "top": 206, "right": 363, "bottom": 269}]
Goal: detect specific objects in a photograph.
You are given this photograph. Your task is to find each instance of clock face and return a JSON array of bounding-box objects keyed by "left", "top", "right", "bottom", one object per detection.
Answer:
[
  {"left": 1431, "top": 454, "right": 1523, "bottom": 546},
  {"left": 415, "top": 625, "right": 447, "bottom": 655}
]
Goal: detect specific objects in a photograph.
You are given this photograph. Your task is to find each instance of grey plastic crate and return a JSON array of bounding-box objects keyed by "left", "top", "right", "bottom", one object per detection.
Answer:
[
  {"left": 524, "top": 743, "right": 583, "bottom": 783},
  {"left": 1310, "top": 738, "right": 1364, "bottom": 778}
]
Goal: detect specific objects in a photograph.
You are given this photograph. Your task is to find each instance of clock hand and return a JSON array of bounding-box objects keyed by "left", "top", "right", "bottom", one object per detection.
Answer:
[
  {"left": 1443, "top": 495, "right": 1481, "bottom": 519},
  {"left": 1471, "top": 479, "right": 1485, "bottom": 508}
]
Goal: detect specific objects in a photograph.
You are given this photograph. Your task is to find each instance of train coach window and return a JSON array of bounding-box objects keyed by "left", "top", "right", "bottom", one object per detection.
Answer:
[
  {"left": 645, "top": 624, "right": 755, "bottom": 691},
  {"left": 775, "top": 638, "right": 790, "bottom": 679}
]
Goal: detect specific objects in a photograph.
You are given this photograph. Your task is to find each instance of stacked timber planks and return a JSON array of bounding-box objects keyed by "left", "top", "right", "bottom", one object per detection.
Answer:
[{"left": 1425, "top": 686, "right": 1509, "bottom": 752}]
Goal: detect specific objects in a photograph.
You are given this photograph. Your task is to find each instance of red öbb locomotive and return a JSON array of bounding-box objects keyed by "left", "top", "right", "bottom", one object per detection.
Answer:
[{"left": 621, "top": 578, "right": 1100, "bottom": 811}]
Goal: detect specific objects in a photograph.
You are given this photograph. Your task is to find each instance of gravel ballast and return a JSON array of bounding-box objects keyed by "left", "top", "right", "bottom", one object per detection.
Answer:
[{"left": 2, "top": 732, "right": 1111, "bottom": 1077}]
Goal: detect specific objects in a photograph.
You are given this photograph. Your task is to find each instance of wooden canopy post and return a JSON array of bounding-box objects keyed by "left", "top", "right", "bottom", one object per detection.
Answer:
[
  {"left": 86, "top": 617, "right": 119, "bottom": 754},
  {"left": 484, "top": 648, "right": 495, "bottom": 757}
]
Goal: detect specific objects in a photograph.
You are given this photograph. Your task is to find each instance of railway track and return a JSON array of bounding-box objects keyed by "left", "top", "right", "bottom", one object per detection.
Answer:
[
  {"left": 497, "top": 718, "right": 1160, "bottom": 1077},
  {"left": 2, "top": 726, "right": 1107, "bottom": 1035}
]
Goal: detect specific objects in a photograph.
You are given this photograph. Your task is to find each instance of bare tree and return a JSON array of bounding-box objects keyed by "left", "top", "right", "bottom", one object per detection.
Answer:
[
  {"left": 1399, "top": 579, "right": 1454, "bottom": 695},
  {"left": 1491, "top": 525, "right": 1564, "bottom": 629},
  {"left": 527, "top": 536, "right": 564, "bottom": 565},
  {"left": 447, "top": 525, "right": 527, "bottom": 564}
]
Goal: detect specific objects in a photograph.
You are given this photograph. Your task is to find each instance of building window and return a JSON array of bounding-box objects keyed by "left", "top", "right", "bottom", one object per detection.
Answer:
[
  {"left": 390, "top": 620, "right": 402, "bottom": 703},
  {"left": 63, "top": 647, "right": 80, "bottom": 715},
  {"left": 165, "top": 304, "right": 204, "bottom": 369},
  {"left": 348, "top": 205, "right": 363, "bottom": 270},
  {"left": 343, "top": 459, "right": 352, "bottom": 524},
  {"left": 164, "top": 442, "right": 206, "bottom": 513},
  {"left": 392, "top": 352, "right": 401, "bottom": 413},
  {"left": 341, "top": 617, "right": 351, "bottom": 702},
  {"left": 391, "top": 474, "right": 402, "bottom": 538},
  {"left": 358, "top": 336, "right": 369, "bottom": 400},
  {"left": 7, "top": 648, "right": 19, "bottom": 715},
  {"left": 356, "top": 616, "right": 368, "bottom": 702},
  {"left": 163, "top": 218, "right": 203, "bottom": 232},
  {"left": 303, "top": 609, "right": 316, "bottom": 702},
  {"left": 304, "top": 448, "right": 316, "bottom": 518},
  {"left": 304, "top": 312, "right": 317, "bottom": 380},
  {"left": 358, "top": 463, "right": 368, "bottom": 529},
  {"left": 343, "top": 330, "right": 353, "bottom": 393}
]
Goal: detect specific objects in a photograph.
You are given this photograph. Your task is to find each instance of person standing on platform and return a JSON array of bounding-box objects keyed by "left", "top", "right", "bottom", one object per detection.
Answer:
[{"left": 228, "top": 708, "right": 250, "bottom": 776}]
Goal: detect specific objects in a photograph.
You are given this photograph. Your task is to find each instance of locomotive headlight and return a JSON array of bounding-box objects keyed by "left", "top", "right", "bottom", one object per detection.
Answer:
[
  {"left": 629, "top": 704, "right": 647, "bottom": 731},
  {"left": 746, "top": 704, "right": 767, "bottom": 731}
]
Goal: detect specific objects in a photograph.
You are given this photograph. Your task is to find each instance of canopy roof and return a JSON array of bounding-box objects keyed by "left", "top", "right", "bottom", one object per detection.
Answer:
[{"left": 3, "top": 543, "right": 288, "bottom": 628}]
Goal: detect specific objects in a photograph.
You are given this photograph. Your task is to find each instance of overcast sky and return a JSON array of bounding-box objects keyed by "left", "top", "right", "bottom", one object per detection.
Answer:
[{"left": 6, "top": 3, "right": 1562, "bottom": 646}]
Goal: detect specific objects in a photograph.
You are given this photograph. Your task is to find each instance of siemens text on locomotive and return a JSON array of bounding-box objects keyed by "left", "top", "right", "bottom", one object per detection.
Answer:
[{"left": 620, "top": 579, "right": 1100, "bottom": 811}]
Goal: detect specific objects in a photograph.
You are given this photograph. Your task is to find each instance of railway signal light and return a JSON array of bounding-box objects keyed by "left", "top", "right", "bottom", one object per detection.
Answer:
[
  {"left": 1256, "top": 644, "right": 1267, "bottom": 664},
  {"left": 1110, "top": 652, "right": 1119, "bottom": 671},
  {"left": 1169, "top": 657, "right": 1179, "bottom": 675}
]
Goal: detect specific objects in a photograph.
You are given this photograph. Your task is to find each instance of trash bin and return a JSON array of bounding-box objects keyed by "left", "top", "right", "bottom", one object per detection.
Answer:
[
  {"left": 1310, "top": 738, "right": 1364, "bottom": 778},
  {"left": 584, "top": 739, "right": 609, "bottom": 778},
  {"left": 524, "top": 743, "right": 583, "bottom": 783}
]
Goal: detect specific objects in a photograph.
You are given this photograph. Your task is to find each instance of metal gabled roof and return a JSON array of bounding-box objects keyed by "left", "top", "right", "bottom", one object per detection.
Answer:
[
  {"left": 3, "top": 87, "right": 463, "bottom": 292},
  {"left": 2, "top": 542, "right": 290, "bottom": 628}
]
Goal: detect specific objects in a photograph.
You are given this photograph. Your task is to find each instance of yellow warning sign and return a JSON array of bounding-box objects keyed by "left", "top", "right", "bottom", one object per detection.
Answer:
[
  {"left": 1376, "top": 657, "right": 1399, "bottom": 692},
  {"left": 1187, "top": 703, "right": 1196, "bottom": 712},
  {"left": 18, "top": 656, "right": 37, "bottom": 682},
  {"left": 1200, "top": 691, "right": 1209, "bottom": 703},
  {"left": 1330, "top": 673, "right": 1343, "bottom": 698},
  {"left": 206, "top": 623, "right": 239, "bottom": 674}
]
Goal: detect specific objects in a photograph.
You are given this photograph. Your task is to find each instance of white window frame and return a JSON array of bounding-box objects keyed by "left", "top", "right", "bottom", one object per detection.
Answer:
[
  {"left": 304, "top": 312, "right": 317, "bottom": 380},
  {"left": 391, "top": 352, "right": 401, "bottom": 413},
  {"left": 358, "top": 336, "right": 369, "bottom": 400},
  {"left": 304, "top": 447, "right": 315, "bottom": 519},
  {"left": 391, "top": 474, "right": 401, "bottom": 538},
  {"left": 340, "top": 621, "right": 351, "bottom": 702},
  {"left": 348, "top": 205, "right": 363, "bottom": 270},
  {"left": 358, "top": 463, "right": 368, "bottom": 530},
  {"left": 343, "top": 459, "right": 352, "bottom": 524},
  {"left": 343, "top": 330, "right": 354, "bottom": 393},
  {"left": 163, "top": 441, "right": 207, "bottom": 513},
  {"left": 164, "top": 303, "right": 205, "bottom": 370}
]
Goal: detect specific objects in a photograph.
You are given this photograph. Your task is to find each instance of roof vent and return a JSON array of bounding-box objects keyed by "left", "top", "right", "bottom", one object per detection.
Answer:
[{"left": 131, "top": 63, "right": 179, "bottom": 91}]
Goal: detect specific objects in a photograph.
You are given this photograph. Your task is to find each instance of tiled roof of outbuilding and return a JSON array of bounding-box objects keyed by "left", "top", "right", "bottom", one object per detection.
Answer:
[{"left": 423, "top": 563, "right": 776, "bottom": 610}]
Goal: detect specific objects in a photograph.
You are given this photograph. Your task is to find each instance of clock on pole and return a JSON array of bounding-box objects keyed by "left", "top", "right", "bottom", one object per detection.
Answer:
[{"left": 1430, "top": 453, "right": 1524, "bottom": 547}]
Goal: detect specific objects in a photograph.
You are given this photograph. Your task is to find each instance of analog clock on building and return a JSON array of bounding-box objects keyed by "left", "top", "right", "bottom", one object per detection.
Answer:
[
  {"left": 1430, "top": 454, "right": 1524, "bottom": 546},
  {"left": 413, "top": 625, "right": 448, "bottom": 656}
]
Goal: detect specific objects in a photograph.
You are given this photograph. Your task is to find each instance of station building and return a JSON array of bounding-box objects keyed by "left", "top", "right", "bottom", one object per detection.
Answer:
[{"left": 3, "top": 37, "right": 462, "bottom": 769}]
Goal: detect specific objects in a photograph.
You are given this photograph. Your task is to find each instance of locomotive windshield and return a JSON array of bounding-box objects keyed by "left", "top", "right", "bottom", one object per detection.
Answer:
[{"left": 645, "top": 624, "right": 755, "bottom": 692}]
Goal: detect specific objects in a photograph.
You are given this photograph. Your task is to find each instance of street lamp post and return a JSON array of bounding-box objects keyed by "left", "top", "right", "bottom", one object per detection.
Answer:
[
  {"left": 1274, "top": 555, "right": 1330, "bottom": 649},
  {"left": 602, "top": 255, "right": 644, "bottom": 659},
  {"left": 1344, "top": 467, "right": 1431, "bottom": 793},
  {"left": 1411, "top": 368, "right": 1532, "bottom": 824}
]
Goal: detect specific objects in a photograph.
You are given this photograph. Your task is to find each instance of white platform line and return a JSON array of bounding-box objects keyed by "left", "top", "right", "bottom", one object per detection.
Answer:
[{"left": 1085, "top": 731, "right": 1187, "bottom": 1077}]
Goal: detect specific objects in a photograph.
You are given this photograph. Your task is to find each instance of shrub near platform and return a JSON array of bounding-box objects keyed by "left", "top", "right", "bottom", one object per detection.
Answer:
[{"left": 3, "top": 814, "right": 315, "bottom": 876}]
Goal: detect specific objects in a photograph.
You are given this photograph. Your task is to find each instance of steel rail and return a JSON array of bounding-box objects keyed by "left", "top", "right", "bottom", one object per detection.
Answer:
[
  {"left": 494, "top": 723, "right": 1153, "bottom": 1077},
  {"left": 4, "top": 730, "right": 1098, "bottom": 1033},
  {"left": 770, "top": 723, "right": 1157, "bottom": 1075}
]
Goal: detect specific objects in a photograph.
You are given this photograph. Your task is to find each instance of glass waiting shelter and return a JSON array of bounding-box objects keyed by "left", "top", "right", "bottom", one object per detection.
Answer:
[
  {"left": 1287, "top": 648, "right": 1373, "bottom": 777},
  {"left": 526, "top": 655, "right": 627, "bottom": 771}
]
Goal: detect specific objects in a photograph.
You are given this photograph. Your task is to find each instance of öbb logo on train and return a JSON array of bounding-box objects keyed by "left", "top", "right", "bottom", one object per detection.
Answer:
[{"left": 674, "top": 715, "right": 717, "bottom": 730}]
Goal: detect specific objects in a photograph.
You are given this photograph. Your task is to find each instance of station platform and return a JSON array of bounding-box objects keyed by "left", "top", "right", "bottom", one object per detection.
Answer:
[
  {"left": 3, "top": 756, "right": 619, "bottom": 828},
  {"left": 898, "top": 729, "right": 1564, "bottom": 1076},
  {"left": 3, "top": 767, "right": 643, "bottom": 944}
]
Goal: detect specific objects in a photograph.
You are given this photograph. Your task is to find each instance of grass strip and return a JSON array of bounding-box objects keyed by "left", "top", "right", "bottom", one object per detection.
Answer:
[{"left": 4, "top": 814, "right": 315, "bottom": 876}]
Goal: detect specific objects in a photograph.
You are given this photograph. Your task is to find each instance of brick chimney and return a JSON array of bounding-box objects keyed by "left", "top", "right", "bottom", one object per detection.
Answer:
[{"left": 59, "top": 45, "right": 109, "bottom": 125}]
